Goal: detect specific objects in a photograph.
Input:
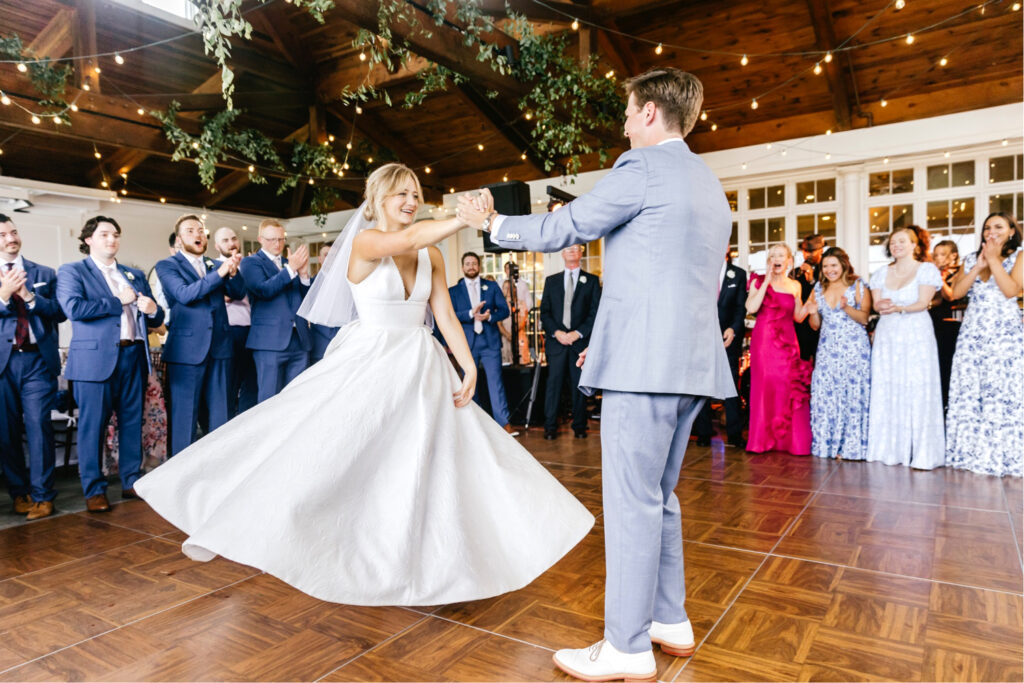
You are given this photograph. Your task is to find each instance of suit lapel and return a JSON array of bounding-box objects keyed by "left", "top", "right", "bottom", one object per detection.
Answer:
[
  {"left": 83, "top": 258, "right": 113, "bottom": 296},
  {"left": 174, "top": 251, "right": 200, "bottom": 282}
]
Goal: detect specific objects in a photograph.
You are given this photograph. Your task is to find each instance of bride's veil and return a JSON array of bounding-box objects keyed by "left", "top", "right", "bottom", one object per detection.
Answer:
[{"left": 297, "top": 204, "right": 374, "bottom": 327}]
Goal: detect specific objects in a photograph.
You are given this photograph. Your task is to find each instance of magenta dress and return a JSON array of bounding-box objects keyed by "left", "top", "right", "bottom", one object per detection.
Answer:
[{"left": 746, "top": 273, "right": 812, "bottom": 455}]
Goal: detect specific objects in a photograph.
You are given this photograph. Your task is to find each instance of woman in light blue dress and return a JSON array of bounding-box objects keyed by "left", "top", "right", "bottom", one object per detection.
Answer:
[
  {"left": 805, "top": 247, "right": 872, "bottom": 460},
  {"left": 945, "top": 212, "right": 1024, "bottom": 477}
]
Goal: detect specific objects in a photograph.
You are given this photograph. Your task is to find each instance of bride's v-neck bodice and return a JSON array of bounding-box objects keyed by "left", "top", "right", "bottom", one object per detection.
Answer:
[{"left": 350, "top": 248, "right": 431, "bottom": 328}]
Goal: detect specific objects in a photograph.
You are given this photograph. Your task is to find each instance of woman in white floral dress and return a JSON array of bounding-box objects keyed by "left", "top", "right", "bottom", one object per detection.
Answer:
[{"left": 945, "top": 212, "right": 1024, "bottom": 477}]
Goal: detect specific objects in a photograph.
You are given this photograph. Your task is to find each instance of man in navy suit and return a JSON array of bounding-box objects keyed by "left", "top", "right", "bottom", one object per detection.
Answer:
[
  {"left": 540, "top": 245, "right": 601, "bottom": 440},
  {"left": 448, "top": 252, "right": 514, "bottom": 432},
  {"left": 309, "top": 241, "right": 339, "bottom": 363},
  {"left": 694, "top": 253, "right": 747, "bottom": 447},
  {"left": 0, "top": 215, "right": 65, "bottom": 519},
  {"left": 156, "top": 215, "right": 245, "bottom": 456},
  {"left": 214, "top": 227, "right": 257, "bottom": 416},
  {"left": 238, "top": 219, "right": 311, "bottom": 402},
  {"left": 57, "top": 216, "right": 164, "bottom": 512}
]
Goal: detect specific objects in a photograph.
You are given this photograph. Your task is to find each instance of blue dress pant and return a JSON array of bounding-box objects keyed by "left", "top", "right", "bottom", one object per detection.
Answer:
[
  {"left": 544, "top": 343, "right": 587, "bottom": 433},
  {"left": 166, "top": 354, "right": 230, "bottom": 456},
  {"left": 601, "top": 391, "right": 705, "bottom": 654},
  {"left": 471, "top": 339, "right": 509, "bottom": 426},
  {"left": 0, "top": 351, "right": 57, "bottom": 502},
  {"left": 252, "top": 329, "right": 309, "bottom": 403},
  {"left": 228, "top": 324, "right": 257, "bottom": 417},
  {"left": 73, "top": 343, "right": 147, "bottom": 498}
]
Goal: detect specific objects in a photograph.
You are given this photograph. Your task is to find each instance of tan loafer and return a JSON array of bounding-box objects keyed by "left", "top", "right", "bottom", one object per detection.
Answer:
[
  {"left": 25, "top": 500, "right": 55, "bottom": 520},
  {"left": 12, "top": 494, "right": 32, "bottom": 514},
  {"left": 85, "top": 493, "right": 111, "bottom": 513}
]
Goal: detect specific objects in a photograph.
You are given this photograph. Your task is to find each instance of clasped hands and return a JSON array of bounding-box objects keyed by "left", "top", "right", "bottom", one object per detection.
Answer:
[
  {"left": 0, "top": 267, "right": 31, "bottom": 303},
  {"left": 472, "top": 300, "right": 491, "bottom": 322},
  {"left": 455, "top": 189, "right": 496, "bottom": 230},
  {"left": 217, "top": 252, "right": 243, "bottom": 279},
  {"left": 285, "top": 244, "right": 310, "bottom": 278}
]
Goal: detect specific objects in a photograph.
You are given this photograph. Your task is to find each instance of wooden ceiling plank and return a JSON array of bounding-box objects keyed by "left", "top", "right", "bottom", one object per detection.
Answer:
[
  {"left": 453, "top": 84, "right": 548, "bottom": 176},
  {"left": 599, "top": 21, "right": 641, "bottom": 77},
  {"left": 27, "top": 7, "right": 76, "bottom": 60},
  {"left": 804, "top": 0, "right": 853, "bottom": 131},
  {"left": 71, "top": 0, "right": 99, "bottom": 93}
]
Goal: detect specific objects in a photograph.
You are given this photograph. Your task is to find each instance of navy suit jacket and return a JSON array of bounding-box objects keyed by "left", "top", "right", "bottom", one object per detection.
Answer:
[
  {"left": 155, "top": 252, "right": 247, "bottom": 365},
  {"left": 718, "top": 264, "right": 747, "bottom": 358},
  {"left": 0, "top": 258, "right": 65, "bottom": 377},
  {"left": 449, "top": 278, "right": 509, "bottom": 353},
  {"left": 539, "top": 269, "right": 601, "bottom": 355},
  {"left": 57, "top": 258, "right": 165, "bottom": 382},
  {"left": 239, "top": 251, "right": 311, "bottom": 352}
]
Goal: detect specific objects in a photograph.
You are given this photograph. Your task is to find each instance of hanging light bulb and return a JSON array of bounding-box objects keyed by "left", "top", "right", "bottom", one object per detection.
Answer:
[
  {"left": 740, "top": 54, "right": 749, "bottom": 66},
  {"left": 449, "top": 187, "right": 455, "bottom": 193},
  {"left": 308, "top": 177, "right": 315, "bottom": 185},
  {"left": 741, "top": 162, "right": 747, "bottom": 170},
  {"left": 655, "top": 43, "right": 663, "bottom": 55},
  {"left": 52, "top": 115, "right": 62, "bottom": 124},
  {"left": 571, "top": 18, "right": 579, "bottom": 30},
  {"left": 70, "top": 103, "right": 78, "bottom": 111},
  {"left": 880, "top": 98, "right": 888, "bottom": 107},
  {"left": 824, "top": 51, "right": 833, "bottom": 63},
  {"left": 359, "top": 52, "right": 366, "bottom": 62},
  {"left": 750, "top": 99, "right": 758, "bottom": 110},
  {"left": 520, "top": 152, "right": 527, "bottom": 161},
  {"left": 700, "top": 110, "right": 707, "bottom": 121},
  {"left": 939, "top": 56, "right": 948, "bottom": 66},
  {"left": 159, "top": 197, "right": 166, "bottom": 203},
  {"left": 354, "top": 105, "right": 363, "bottom": 114},
  {"left": 16, "top": 63, "right": 27, "bottom": 73},
  {"left": 328, "top": 134, "right": 335, "bottom": 142},
  {"left": 424, "top": 166, "right": 432, "bottom": 174},
  {"left": 905, "top": 33, "right": 915, "bottom": 45},
  {"left": 101, "top": 180, "right": 108, "bottom": 188},
  {"left": 247, "top": 165, "right": 255, "bottom": 173},
  {"left": 894, "top": 0, "right": 906, "bottom": 9},
  {"left": 114, "top": 53, "right": 125, "bottom": 65},
  {"left": 710, "top": 123, "right": 717, "bottom": 131},
  {"left": 342, "top": 162, "right": 349, "bottom": 169},
  {"left": 367, "top": 157, "right": 373, "bottom": 163},
  {"left": 137, "top": 107, "right": 145, "bottom": 116},
  {"left": 93, "top": 66, "right": 101, "bottom": 74},
  {"left": 477, "top": 143, "right": 484, "bottom": 151},
  {"left": 502, "top": 175, "right": 508, "bottom": 182},
  {"left": 1, "top": 94, "right": 11, "bottom": 106},
  {"left": 346, "top": 142, "right": 352, "bottom": 150},
  {"left": 826, "top": 129, "right": 832, "bottom": 135},
  {"left": 813, "top": 63, "right": 822, "bottom": 75},
  {"left": 82, "top": 82, "right": 91, "bottom": 91},
  {"left": 30, "top": 115, "right": 40, "bottom": 125},
  {"left": 94, "top": 150, "right": 102, "bottom": 159}
]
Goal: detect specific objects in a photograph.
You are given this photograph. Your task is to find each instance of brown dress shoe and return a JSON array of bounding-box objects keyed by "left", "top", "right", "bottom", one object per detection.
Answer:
[
  {"left": 12, "top": 494, "right": 32, "bottom": 514},
  {"left": 25, "top": 500, "right": 54, "bottom": 520},
  {"left": 121, "top": 488, "right": 139, "bottom": 500},
  {"left": 85, "top": 493, "right": 111, "bottom": 513}
]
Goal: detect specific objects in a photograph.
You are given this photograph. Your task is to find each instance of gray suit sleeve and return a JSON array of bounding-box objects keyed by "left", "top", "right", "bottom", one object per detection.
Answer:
[{"left": 492, "top": 150, "right": 648, "bottom": 252}]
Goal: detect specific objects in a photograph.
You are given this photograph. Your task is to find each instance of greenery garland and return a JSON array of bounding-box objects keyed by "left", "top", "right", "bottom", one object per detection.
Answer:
[{"left": 0, "top": 35, "right": 72, "bottom": 110}]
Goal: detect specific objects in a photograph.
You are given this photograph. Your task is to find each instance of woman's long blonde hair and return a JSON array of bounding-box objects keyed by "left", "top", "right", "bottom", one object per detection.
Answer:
[{"left": 362, "top": 163, "right": 422, "bottom": 224}]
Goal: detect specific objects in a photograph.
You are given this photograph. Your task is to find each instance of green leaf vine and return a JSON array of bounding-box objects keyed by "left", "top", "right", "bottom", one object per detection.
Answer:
[{"left": 0, "top": 34, "right": 72, "bottom": 111}]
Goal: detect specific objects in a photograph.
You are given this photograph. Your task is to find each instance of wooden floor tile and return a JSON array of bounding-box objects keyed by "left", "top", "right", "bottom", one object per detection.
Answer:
[
  {"left": 73, "top": 499, "right": 178, "bottom": 536},
  {"left": 681, "top": 450, "right": 836, "bottom": 491},
  {"left": 821, "top": 462, "right": 1010, "bottom": 511}
]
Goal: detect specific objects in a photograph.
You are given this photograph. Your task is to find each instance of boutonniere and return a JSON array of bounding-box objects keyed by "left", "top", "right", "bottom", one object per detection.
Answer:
[
  {"left": 579, "top": 275, "right": 587, "bottom": 284},
  {"left": 123, "top": 270, "right": 135, "bottom": 282},
  {"left": 481, "top": 283, "right": 488, "bottom": 291},
  {"left": 727, "top": 270, "right": 735, "bottom": 278},
  {"left": 204, "top": 258, "right": 216, "bottom": 270}
]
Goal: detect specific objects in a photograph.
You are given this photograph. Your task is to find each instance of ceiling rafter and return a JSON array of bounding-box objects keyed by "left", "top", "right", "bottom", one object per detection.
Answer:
[{"left": 803, "top": 0, "right": 854, "bottom": 131}]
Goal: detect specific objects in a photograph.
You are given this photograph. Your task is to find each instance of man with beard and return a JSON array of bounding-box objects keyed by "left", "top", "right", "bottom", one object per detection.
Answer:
[{"left": 156, "top": 215, "right": 245, "bottom": 455}]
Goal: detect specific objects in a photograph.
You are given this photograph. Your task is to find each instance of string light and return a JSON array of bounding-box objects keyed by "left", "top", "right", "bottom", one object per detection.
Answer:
[
  {"left": 750, "top": 99, "right": 758, "bottom": 109},
  {"left": 944, "top": 151, "right": 951, "bottom": 158},
  {"left": 101, "top": 180, "right": 108, "bottom": 187},
  {"left": 354, "top": 105, "right": 362, "bottom": 114},
  {"left": 605, "top": 69, "right": 615, "bottom": 79},
  {"left": 740, "top": 54, "right": 749, "bottom": 66},
  {"left": 449, "top": 187, "right": 455, "bottom": 193},
  {"left": 94, "top": 150, "right": 102, "bottom": 159},
  {"left": 571, "top": 18, "right": 579, "bottom": 30},
  {"left": 93, "top": 66, "right": 101, "bottom": 74},
  {"left": 70, "top": 103, "right": 78, "bottom": 111},
  {"left": 120, "top": 188, "right": 127, "bottom": 195},
  {"left": 824, "top": 52, "right": 833, "bottom": 63},
  {"left": 883, "top": 157, "right": 890, "bottom": 164},
  {"left": 905, "top": 33, "right": 915, "bottom": 45},
  {"left": 136, "top": 107, "right": 145, "bottom": 115},
  {"left": 345, "top": 142, "right": 352, "bottom": 150},
  {"left": 201, "top": 214, "right": 207, "bottom": 220},
  {"left": 813, "top": 63, "right": 822, "bottom": 75},
  {"left": 0, "top": 94, "right": 10, "bottom": 106},
  {"left": 308, "top": 177, "right": 315, "bottom": 185},
  {"left": 939, "top": 56, "right": 948, "bottom": 66},
  {"left": 359, "top": 52, "right": 366, "bottom": 62},
  {"left": 16, "top": 63, "right": 27, "bottom": 73},
  {"left": 367, "top": 157, "right": 373, "bottom": 163},
  {"left": 114, "top": 53, "right": 124, "bottom": 65},
  {"left": 520, "top": 152, "right": 527, "bottom": 160},
  {"left": 30, "top": 115, "right": 40, "bottom": 124},
  {"left": 700, "top": 111, "right": 708, "bottom": 121},
  {"left": 894, "top": 0, "right": 906, "bottom": 8},
  {"left": 766, "top": 143, "right": 773, "bottom": 150},
  {"left": 741, "top": 162, "right": 747, "bottom": 169},
  {"left": 826, "top": 129, "right": 832, "bottom": 135},
  {"left": 710, "top": 123, "right": 717, "bottom": 131},
  {"left": 655, "top": 43, "right": 663, "bottom": 55},
  {"left": 880, "top": 99, "right": 888, "bottom": 107},
  {"left": 82, "top": 82, "right": 90, "bottom": 91},
  {"left": 477, "top": 143, "right": 484, "bottom": 151},
  {"left": 424, "top": 166, "right": 432, "bottom": 173},
  {"left": 524, "top": 112, "right": 532, "bottom": 120},
  {"left": 52, "top": 115, "right": 62, "bottom": 124},
  {"left": 502, "top": 175, "right": 508, "bottom": 182},
  {"left": 159, "top": 197, "right": 166, "bottom": 203},
  {"left": 1002, "top": 139, "right": 1009, "bottom": 146},
  {"left": 1014, "top": 2, "right": 1021, "bottom": 10},
  {"left": 826, "top": 153, "right": 832, "bottom": 159},
  {"left": 328, "top": 134, "right": 335, "bottom": 142},
  {"left": 247, "top": 165, "right": 255, "bottom": 172},
  {"left": 781, "top": 149, "right": 787, "bottom": 156}
]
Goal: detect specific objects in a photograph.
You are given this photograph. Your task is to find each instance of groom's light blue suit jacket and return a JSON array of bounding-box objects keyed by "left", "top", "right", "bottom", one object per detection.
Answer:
[{"left": 492, "top": 140, "right": 736, "bottom": 398}]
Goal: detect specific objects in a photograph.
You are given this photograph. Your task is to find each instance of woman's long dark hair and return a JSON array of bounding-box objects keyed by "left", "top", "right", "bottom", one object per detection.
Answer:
[
  {"left": 977, "top": 212, "right": 1023, "bottom": 259},
  {"left": 818, "top": 247, "right": 858, "bottom": 287}
]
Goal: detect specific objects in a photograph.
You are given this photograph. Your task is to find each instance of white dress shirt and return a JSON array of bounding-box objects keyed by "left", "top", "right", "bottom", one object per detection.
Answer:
[
  {"left": 1, "top": 254, "right": 38, "bottom": 343},
  {"left": 182, "top": 250, "right": 207, "bottom": 279},
  {"left": 91, "top": 255, "right": 143, "bottom": 341}
]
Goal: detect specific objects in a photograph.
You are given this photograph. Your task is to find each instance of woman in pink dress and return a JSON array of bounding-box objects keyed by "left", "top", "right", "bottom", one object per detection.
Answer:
[{"left": 745, "top": 243, "right": 813, "bottom": 454}]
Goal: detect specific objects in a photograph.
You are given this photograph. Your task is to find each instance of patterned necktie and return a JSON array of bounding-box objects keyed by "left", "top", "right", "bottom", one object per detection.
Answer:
[
  {"left": 5, "top": 263, "right": 28, "bottom": 348},
  {"left": 563, "top": 271, "right": 575, "bottom": 328},
  {"left": 103, "top": 265, "right": 137, "bottom": 340}
]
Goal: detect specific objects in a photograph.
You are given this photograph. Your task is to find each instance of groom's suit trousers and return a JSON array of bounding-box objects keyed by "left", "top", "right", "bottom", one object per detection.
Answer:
[{"left": 601, "top": 391, "right": 705, "bottom": 654}]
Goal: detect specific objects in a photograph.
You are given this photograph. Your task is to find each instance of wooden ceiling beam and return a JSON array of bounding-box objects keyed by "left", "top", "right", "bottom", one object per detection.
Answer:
[
  {"left": 27, "top": 7, "right": 76, "bottom": 59},
  {"left": 248, "top": 3, "right": 315, "bottom": 72},
  {"left": 598, "top": 21, "right": 641, "bottom": 77},
  {"left": 130, "top": 90, "right": 313, "bottom": 112},
  {"left": 803, "top": 0, "right": 853, "bottom": 131},
  {"left": 316, "top": 54, "right": 429, "bottom": 102},
  {"left": 71, "top": 0, "right": 99, "bottom": 93},
  {"left": 453, "top": 84, "right": 548, "bottom": 176},
  {"left": 473, "top": 0, "right": 596, "bottom": 24}
]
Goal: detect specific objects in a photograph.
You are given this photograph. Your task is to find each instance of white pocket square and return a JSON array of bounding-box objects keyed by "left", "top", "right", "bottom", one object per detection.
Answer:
[{"left": 32, "top": 282, "right": 47, "bottom": 289}]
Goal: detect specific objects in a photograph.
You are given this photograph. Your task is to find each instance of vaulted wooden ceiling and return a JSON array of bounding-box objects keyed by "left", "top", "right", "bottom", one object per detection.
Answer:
[{"left": 0, "top": 0, "right": 1020, "bottom": 217}]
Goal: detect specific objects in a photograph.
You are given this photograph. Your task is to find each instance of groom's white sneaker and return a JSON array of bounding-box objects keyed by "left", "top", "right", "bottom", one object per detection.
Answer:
[
  {"left": 552, "top": 639, "right": 656, "bottom": 682},
  {"left": 649, "top": 619, "right": 695, "bottom": 657}
]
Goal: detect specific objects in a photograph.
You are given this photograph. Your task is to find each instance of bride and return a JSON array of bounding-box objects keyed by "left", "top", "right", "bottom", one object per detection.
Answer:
[{"left": 135, "top": 163, "right": 594, "bottom": 606}]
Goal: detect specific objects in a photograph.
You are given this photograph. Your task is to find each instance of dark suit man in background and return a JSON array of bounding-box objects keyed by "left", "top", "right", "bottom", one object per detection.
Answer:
[
  {"left": 540, "top": 244, "right": 601, "bottom": 439},
  {"left": 156, "top": 215, "right": 245, "bottom": 455},
  {"left": 57, "top": 216, "right": 164, "bottom": 512},
  {"left": 695, "top": 253, "right": 747, "bottom": 447},
  {"left": 238, "top": 219, "right": 311, "bottom": 402},
  {"left": 0, "top": 215, "right": 65, "bottom": 519}
]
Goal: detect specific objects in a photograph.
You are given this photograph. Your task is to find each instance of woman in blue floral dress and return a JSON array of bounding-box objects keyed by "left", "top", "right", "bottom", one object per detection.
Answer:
[
  {"left": 945, "top": 212, "right": 1024, "bottom": 477},
  {"left": 805, "top": 247, "right": 872, "bottom": 460}
]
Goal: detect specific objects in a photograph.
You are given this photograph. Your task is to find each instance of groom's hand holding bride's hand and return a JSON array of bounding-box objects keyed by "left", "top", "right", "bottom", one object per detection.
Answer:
[
  {"left": 455, "top": 189, "right": 495, "bottom": 230},
  {"left": 453, "top": 368, "right": 476, "bottom": 407}
]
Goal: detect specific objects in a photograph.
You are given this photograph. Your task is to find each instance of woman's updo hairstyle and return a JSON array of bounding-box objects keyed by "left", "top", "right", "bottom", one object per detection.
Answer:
[{"left": 362, "top": 163, "right": 422, "bottom": 223}]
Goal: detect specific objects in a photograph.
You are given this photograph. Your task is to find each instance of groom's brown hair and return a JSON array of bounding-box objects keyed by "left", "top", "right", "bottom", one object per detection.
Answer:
[{"left": 624, "top": 68, "right": 703, "bottom": 138}]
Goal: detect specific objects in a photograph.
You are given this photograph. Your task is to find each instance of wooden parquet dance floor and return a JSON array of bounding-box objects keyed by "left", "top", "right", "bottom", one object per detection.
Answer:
[{"left": 0, "top": 428, "right": 1021, "bottom": 682}]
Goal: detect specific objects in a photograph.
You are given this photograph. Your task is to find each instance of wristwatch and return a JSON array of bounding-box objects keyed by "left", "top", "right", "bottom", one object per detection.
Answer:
[{"left": 480, "top": 211, "right": 498, "bottom": 232}]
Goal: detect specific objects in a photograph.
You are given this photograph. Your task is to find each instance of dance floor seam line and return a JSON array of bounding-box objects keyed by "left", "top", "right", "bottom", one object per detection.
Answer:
[
  {"left": 421, "top": 611, "right": 558, "bottom": 653},
  {"left": 0, "top": 534, "right": 159, "bottom": 587},
  {"left": 998, "top": 481, "right": 1024, "bottom": 579},
  {"left": 0, "top": 570, "right": 263, "bottom": 678},
  {"left": 68, "top": 509, "right": 170, "bottom": 537},
  {"left": 312, "top": 614, "right": 433, "bottom": 683},
  {"left": 670, "top": 462, "right": 843, "bottom": 682}
]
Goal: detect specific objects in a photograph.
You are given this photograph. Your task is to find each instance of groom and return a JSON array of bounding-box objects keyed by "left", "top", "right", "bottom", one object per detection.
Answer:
[{"left": 460, "top": 68, "right": 734, "bottom": 681}]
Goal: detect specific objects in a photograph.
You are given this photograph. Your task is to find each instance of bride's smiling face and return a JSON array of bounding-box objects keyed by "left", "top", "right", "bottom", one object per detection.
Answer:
[{"left": 382, "top": 179, "right": 420, "bottom": 229}]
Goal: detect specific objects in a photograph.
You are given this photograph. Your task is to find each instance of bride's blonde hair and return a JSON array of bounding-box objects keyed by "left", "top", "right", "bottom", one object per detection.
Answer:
[{"left": 363, "top": 163, "right": 422, "bottom": 223}]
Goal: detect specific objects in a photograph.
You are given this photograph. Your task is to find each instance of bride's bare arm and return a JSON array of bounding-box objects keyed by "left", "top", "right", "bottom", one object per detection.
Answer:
[
  {"left": 427, "top": 247, "right": 478, "bottom": 407},
  {"left": 353, "top": 219, "right": 465, "bottom": 263}
]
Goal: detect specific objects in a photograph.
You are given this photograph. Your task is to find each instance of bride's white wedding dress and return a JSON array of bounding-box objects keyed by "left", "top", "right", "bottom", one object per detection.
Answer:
[{"left": 135, "top": 248, "right": 594, "bottom": 606}]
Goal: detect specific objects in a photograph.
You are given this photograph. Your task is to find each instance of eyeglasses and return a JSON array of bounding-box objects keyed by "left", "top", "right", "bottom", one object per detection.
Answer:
[{"left": 262, "top": 237, "right": 286, "bottom": 243}]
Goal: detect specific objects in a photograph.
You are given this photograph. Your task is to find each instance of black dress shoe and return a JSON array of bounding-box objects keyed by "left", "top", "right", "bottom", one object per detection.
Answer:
[
  {"left": 121, "top": 488, "right": 139, "bottom": 500},
  {"left": 573, "top": 430, "right": 588, "bottom": 439},
  {"left": 544, "top": 430, "right": 557, "bottom": 440},
  {"left": 727, "top": 435, "right": 744, "bottom": 448},
  {"left": 695, "top": 436, "right": 711, "bottom": 447}
]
